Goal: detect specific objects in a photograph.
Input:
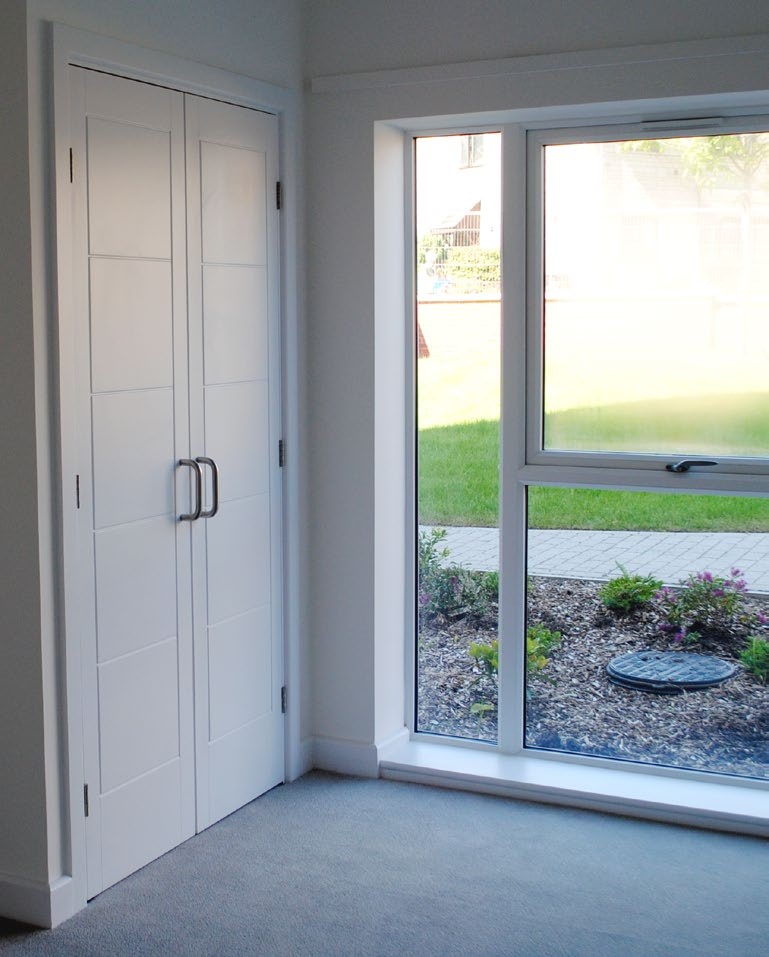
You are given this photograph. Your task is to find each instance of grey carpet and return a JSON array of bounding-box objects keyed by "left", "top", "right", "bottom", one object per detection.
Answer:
[{"left": 1, "top": 771, "right": 767, "bottom": 956}]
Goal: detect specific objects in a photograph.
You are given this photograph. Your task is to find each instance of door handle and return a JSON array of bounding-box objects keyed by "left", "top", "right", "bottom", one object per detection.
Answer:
[
  {"left": 665, "top": 459, "right": 718, "bottom": 473},
  {"left": 178, "top": 459, "right": 203, "bottom": 520},
  {"left": 196, "top": 456, "right": 220, "bottom": 519}
]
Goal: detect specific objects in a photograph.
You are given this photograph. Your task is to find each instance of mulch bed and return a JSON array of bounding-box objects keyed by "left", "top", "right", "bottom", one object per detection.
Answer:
[{"left": 417, "top": 576, "right": 769, "bottom": 779}]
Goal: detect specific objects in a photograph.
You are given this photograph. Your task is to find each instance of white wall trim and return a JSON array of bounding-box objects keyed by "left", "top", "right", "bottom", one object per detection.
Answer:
[
  {"left": 380, "top": 740, "right": 769, "bottom": 839},
  {"left": 312, "top": 736, "right": 381, "bottom": 778},
  {"left": 50, "top": 21, "right": 301, "bottom": 925},
  {"left": 376, "top": 727, "right": 410, "bottom": 763},
  {"left": 0, "top": 873, "right": 73, "bottom": 929},
  {"left": 311, "top": 33, "right": 769, "bottom": 94}
]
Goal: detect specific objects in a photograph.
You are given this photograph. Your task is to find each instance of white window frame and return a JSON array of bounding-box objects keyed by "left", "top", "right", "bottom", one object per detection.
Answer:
[
  {"left": 525, "top": 115, "right": 769, "bottom": 484},
  {"left": 406, "top": 111, "right": 769, "bottom": 805}
]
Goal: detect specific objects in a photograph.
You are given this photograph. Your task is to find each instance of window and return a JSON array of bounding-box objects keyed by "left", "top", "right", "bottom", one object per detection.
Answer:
[
  {"left": 415, "top": 132, "right": 501, "bottom": 741},
  {"left": 414, "top": 119, "right": 769, "bottom": 783}
]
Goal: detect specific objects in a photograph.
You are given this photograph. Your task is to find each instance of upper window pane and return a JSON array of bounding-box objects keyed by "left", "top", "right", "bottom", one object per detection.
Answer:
[{"left": 542, "top": 131, "right": 769, "bottom": 458}]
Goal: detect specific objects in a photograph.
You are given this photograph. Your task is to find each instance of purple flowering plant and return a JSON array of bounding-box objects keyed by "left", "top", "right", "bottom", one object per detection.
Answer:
[{"left": 655, "top": 568, "right": 763, "bottom": 644}]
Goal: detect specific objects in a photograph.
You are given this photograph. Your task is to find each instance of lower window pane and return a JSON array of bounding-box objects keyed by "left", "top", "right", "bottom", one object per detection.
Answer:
[{"left": 524, "top": 487, "right": 769, "bottom": 779}]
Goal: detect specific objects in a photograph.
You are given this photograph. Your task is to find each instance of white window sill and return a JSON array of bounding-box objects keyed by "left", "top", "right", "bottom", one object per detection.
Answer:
[{"left": 379, "top": 737, "right": 769, "bottom": 837}]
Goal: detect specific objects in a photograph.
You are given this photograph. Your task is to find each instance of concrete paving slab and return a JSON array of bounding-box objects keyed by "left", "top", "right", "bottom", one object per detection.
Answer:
[{"left": 420, "top": 525, "right": 769, "bottom": 593}]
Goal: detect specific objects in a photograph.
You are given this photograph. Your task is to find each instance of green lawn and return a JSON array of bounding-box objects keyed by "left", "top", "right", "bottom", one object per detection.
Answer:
[
  {"left": 547, "top": 391, "right": 769, "bottom": 457},
  {"left": 418, "top": 416, "right": 769, "bottom": 530}
]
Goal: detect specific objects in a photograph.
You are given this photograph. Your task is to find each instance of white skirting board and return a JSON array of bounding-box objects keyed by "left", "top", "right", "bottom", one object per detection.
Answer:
[
  {"left": 0, "top": 873, "right": 75, "bottom": 929},
  {"left": 311, "top": 728, "right": 410, "bottom": 778}
]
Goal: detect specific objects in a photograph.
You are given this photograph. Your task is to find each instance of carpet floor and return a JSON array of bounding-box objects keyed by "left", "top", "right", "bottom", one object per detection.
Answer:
[{"left": 1, "top": 771, "right": 767, "bottom": 956}]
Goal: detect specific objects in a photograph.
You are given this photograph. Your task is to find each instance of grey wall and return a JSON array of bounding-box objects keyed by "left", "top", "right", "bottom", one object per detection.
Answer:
[
  {"left": 0, "top": 0, "right": 49, "bottom": 887},
  {"left": 303, "top": 0, "right": 769, "bottom": 77}
]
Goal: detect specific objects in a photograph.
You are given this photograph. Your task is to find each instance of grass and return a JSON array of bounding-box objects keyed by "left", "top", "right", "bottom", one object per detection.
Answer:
[
  {"left": 418, "top": 417, "right": 769, "bottom": 530},
  {"left": 547, "top": 391, "right": 769, "bottom": 457}
]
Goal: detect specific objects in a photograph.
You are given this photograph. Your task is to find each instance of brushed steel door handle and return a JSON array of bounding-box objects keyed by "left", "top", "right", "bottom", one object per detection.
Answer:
[
  {"left": 178, "top": 458, "right": 203, "bottom": 521},
  {"left": 196, "top": 456, "right": 220, "bottom": 519}
]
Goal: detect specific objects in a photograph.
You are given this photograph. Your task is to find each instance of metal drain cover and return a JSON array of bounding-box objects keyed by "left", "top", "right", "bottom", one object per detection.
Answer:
[{"left": 607, "top": 650, "right": 738, "bottom": 693}]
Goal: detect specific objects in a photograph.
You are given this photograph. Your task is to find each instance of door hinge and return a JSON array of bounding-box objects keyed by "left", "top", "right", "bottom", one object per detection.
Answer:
[
  {"left": 84, "top": 784, "right": 89, "bottom": 817},
  {"left": 69, "top": 148, "right": 74, "bottom": 184},
  {"left": 276, "top": 181, "right": 282, "bottom": 210},
  {"left": 76, "top": 474, "right": 81, "bottom": 509},
  {"left": 278, "top": 439, "right": 285, "bottom": 468},
  {"left": 281, "top": 686, "right": 287, "bottom": 714}
]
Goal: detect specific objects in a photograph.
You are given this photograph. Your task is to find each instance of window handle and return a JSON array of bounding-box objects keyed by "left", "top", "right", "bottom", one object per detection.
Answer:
[
  {"left": 178, "top": 459, "right": 203, "bottom": 520},
  {"left": 665, "top": 459, "right": 718, "bottom": 473},
  {"left": 196, "top": 456, "right": 220, "bottom": 519}
]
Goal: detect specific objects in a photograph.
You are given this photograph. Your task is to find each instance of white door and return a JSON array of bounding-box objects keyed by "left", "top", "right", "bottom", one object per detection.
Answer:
[
  {"left": 185, "top": 96, "right": 284, "bottom": 828},
  {"left": 68, "top": 67, "right": 284, "bottom": 898}
]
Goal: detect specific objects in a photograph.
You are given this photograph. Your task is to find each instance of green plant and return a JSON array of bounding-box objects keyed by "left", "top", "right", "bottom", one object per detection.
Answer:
[
  {"left": 655, "top": 568, "right": 758, "bottom": 643},
  {"left": 740, "top": 636, "right": 769, "bottom": 682},
  {"left": 526, "top": 623, "right": 561, "bottom": 674},
  {"left": 443, "top": 246, "right": 500, "bottom": 294},
  {"left": 469, "top": 623, "right": 561, "bottom": 677},
  {"left": 417, "top": 231, "right": 449, "bottom": 267},
  {"left": 469, "top": 639, "right": 498, "bottom": 675},
  {"left": 417, "top": 529, "right": 495, "bottom": 625},
  {"left": 599, "top": 565, "right": 662, "bottom": 615}
]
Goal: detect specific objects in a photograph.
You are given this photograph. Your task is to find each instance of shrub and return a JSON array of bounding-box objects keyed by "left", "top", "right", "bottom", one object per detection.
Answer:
[
  {"left": 599, "top": 565, "right": 662, "bottom": 615},
  {"left": 740, "top": 636, "right": 769, "bottom": 682},
  {"left": 444, "top": 247, "right": 500, "bottom": 292},
  {"left": 526, "top": 623, "right": 561, "bottom": 674},
  {"left": 469, "top": 624, "right": 561, "bottom": 677},
  {"left": 655, "top": 568, "right": 757, "bottom": 644},
  {"left": 417, "top": 529, "right": 495, "bottom": 625},
  {"left": 469, "top": 639, "right": 498, "bottom": 675}
]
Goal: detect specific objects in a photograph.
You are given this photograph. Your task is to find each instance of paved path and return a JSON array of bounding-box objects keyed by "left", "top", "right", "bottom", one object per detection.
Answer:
[{"left": 421, "top": 525, "right": 769, "bottom": 593}]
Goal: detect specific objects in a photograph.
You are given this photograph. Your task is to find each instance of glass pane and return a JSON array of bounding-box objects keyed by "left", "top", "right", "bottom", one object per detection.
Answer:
[
  {"left": 524, "top": 486, "right": 769, "bottom": 779},
  {"left": 415, "top": 133, "right": 501, "bottom": 742},
  {"left": 543, "top": 132, "right": 769, "bottom": 457}
]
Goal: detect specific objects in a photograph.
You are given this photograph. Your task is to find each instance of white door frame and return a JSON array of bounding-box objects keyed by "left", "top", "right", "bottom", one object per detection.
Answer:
[{"left": 52, "top": 23, "right": 302, "bottom": 918}]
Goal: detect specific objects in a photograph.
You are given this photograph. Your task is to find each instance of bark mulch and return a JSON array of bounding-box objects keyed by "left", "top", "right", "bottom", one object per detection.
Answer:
[{"left": 417, "top": 576, "right": 769, "bottom": 779}]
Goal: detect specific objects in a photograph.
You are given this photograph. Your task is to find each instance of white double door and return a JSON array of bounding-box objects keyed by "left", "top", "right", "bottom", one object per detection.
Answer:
[{"left": 68, "top": 68, "right": 284, "bottom": 897}]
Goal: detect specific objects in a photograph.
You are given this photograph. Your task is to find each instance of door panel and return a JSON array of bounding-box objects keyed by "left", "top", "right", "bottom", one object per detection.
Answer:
[
  {"left": 73, "top": 67, "right": 195, "bottom": 898},
  {"left": 200, "top": 141, "right": 267, "bottom": 265},
  {"left": 205, "top": 496, "right": 271, "bottom": 624},
  {"left": 91, "top": 390, "right": 175, "bottom": 528},
  {"left": 87, "top": 119, "right": 172, "bottom": 259},
  {"left": 94, "top": 517, "right": 177, "bottom": 661},
  {"left": 186, "top": 95, "right": 284, "bottom": 828},
  {"left": 204, "top": 382, "right": 270, "bottom": 501},
  {"left": 208, "top": 608, "right": 272, "bottom": 740},
  {"left": 90, "top": 258, "right": 173, "bottom": 393},
  {"left": 203, "top": 265, "right": 268, "bottom": 384},
  {"left": 208, "top": 722, "right": 280, "bottom": 826},
  {"left": 99, "top": 761, "right": 184, "bottom": 891},
  {"left": 98, "top": 637, "right": 181, "bottom": 792}
]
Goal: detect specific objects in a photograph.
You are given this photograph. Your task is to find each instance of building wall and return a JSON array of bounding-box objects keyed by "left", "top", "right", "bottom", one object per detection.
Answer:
[
  {"left": 301, "top": 3, "right": 769, "bottom": 768},
  {"left": 0, "top": 0, "right": 302, "bottom": 922}
]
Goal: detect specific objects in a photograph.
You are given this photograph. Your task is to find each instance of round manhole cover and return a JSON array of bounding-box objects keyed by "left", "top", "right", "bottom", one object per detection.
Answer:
[{"left": 607, "top": 650, "right": 738, "bottom": 693}]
